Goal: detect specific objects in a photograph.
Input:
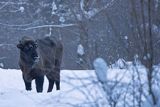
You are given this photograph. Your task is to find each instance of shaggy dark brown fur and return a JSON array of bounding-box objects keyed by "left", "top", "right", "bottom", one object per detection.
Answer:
[{"left": 17, "top": 36, "right": 63, "bottom": 93}]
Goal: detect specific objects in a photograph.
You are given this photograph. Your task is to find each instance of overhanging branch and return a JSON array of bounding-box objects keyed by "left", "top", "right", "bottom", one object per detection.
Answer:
[{"left": 22, "top": 24, "right": 77, "bottom": 30}]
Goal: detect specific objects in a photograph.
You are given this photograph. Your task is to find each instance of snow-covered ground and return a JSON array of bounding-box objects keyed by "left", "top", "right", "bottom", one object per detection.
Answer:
[{"left": 0, "top": 67, "right": 146, "bottom": 107}]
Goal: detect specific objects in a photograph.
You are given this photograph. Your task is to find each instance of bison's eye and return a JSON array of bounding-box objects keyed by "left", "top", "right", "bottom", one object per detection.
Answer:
[{"left": 28, "top": 44, "right": 33, "bottom": 49}]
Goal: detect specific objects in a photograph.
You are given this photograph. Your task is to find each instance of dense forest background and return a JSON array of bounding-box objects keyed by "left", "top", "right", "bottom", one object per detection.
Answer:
[{"left": 0, "top": 0, "right": 159, "bottom": 69}]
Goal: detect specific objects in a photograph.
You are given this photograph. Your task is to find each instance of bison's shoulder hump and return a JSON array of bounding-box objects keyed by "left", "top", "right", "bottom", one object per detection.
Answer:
[{"left": 37, "top": 36, "right": 58, "bottom": 47}]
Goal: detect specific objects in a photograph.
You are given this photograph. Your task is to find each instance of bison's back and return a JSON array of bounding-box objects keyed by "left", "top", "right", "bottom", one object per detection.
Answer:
[{"left": 37, "top": 36, "right": 62, "bottom": 69}]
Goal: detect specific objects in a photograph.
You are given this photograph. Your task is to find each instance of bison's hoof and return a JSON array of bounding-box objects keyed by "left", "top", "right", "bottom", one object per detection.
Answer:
[
  {"left": 26, "top": 87, "right": 32, "bottom": 91},
  {"left": 26, "top": 89, "right": 32, "bottom": 91},
  {"left": 56, "top": 88, "right": 60, "bottom": 90},
  {"left": 47, "top": 90, "right": 52, "bottom": 93},
  {"left": 36, "top": 88, "right": 43, "bottom": 93},
  {"left": 37, "top": 90, "right": 43, "bottom": 93}
]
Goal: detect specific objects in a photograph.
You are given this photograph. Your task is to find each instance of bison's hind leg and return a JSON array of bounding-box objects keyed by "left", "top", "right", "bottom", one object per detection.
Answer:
[
  {"left": 47, "top": 80, "right": 60, "bottom": 92},
  {"left": 35, "top": 76, "right": 44, "bottom": 93}
]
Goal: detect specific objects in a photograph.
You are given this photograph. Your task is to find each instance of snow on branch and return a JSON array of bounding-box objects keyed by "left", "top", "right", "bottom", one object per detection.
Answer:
[
  {"left": 93, "top": 58, "right": 108, "bottom": 83},
  {"left": 0, "top": 1, "right": 29, "bottom": 5},
  {"left": 0, "top": 57, "right": 7, "bottom": 60},
  {"left": 0, "top": 21, "right": 39, "bottom": 27},
  {"left": 77, "top": 44, "right": 85, "bottom": 56},
  {"left": 23, "top": 23, "right": 77, "bottom": 30},
  {"left": 0, "top": 1, "right": 9, "bottom": 10},
  {"left": 0, "top": 44, "right": 14, "bottom": 47},
  {"left": 80, "top": 0, "right": 117, "bottom": 19}
]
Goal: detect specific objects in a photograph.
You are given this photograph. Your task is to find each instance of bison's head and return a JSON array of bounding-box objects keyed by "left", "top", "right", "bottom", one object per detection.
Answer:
[{"left": 17, "top": 36, "right": 39, "bottom": 63}]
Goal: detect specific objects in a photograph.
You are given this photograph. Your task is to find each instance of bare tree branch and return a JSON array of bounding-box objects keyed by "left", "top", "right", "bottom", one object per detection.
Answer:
[{"left": 22, "top": 24, "right": 77, "bottom": 30}]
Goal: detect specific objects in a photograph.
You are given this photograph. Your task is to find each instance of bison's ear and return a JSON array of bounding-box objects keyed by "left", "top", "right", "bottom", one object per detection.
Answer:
[{"left": 17, "top": 43, "right": 23, "bottom": 49}]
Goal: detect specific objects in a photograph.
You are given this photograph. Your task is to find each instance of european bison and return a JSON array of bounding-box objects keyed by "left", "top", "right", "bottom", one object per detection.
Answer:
[{"left": 17, "top": 36, "right": 63, "bottom": 93}]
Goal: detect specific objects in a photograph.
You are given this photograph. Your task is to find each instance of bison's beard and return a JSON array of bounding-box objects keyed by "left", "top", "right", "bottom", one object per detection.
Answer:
[{"left": 34, "top": 56, "right": 40, "bottom": 63}]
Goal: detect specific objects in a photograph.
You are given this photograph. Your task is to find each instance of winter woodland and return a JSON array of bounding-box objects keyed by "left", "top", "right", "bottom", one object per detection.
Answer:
[{"left": 0, "top": 0, "right": 160, "bottom": 107}]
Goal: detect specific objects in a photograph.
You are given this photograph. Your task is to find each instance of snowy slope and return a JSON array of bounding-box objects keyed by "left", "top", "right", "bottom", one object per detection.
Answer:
[{"left": 0, "top": 68, "right": 144, "bottom": 107}]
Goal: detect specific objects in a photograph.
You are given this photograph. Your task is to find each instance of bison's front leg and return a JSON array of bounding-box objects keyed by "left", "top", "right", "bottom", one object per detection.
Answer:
[
  {"left": 35, "top": 76, "right": 44, "bottom": 93},
  {"left": 23, "top": 75, "right": 32, "bottom": 91},
  {"left": 47, "top": 79, "right": 54, "bottom": 92},
  {"left": 55, "top": 81, "right": 60, "bottom": 90}
]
